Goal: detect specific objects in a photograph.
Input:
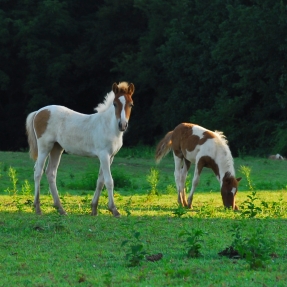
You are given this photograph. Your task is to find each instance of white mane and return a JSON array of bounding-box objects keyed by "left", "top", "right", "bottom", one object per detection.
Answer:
[
  {"left": 94, "top": 91, "right": 115, "bottom": 113},
  {"left": 213, "top": 130, "right": 235, "bottom": 177},
  {"left": 214, "top": 130, "right": 228, "bottom": 145}
]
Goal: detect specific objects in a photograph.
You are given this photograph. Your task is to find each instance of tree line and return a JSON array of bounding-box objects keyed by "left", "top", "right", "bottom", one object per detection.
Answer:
[{"left": 1, "top": 0, "right": 287, "bottom": 156}]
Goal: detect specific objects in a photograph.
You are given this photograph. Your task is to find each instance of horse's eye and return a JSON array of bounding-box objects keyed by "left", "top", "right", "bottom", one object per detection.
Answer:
[{"left": 113, "top": 103, "right": 117, "bottom": 107}]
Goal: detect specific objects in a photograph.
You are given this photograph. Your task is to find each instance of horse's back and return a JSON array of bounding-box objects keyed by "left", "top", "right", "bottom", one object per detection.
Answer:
[
  {"left": 171, "top": 123, "right": 223, "bottom": 161},
  {"left": 33, "top": 105, "right": 99, "bottom": 156}
]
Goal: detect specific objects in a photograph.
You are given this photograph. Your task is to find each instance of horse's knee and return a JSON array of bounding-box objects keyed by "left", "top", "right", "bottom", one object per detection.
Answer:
[
  {"left": 34, "top": 170, "right": 42, "bottom": 182},
  {"left": 104, "top": 179, "right": 114, "bottom": 191}
]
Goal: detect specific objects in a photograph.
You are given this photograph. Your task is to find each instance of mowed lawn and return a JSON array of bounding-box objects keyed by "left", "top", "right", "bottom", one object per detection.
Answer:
[{"left": 0, "top": 150, "right": 287, "bottom": 286}]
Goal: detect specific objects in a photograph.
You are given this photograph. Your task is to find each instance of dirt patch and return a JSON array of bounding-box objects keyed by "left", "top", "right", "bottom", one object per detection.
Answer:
[{"left": 218, "top": 246, "right": 241, "bottom": 259}]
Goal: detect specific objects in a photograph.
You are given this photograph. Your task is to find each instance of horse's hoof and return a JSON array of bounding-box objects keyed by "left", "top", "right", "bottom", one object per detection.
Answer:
[
  {"left": 35, "top": 209, "right": 42, "bottom": 215},
  {"left": 91, "top": 211, "right": 98, "bottom": 216},
  {"left": 111, "top": 209, "right": 121, "bottom": 218},
  {"left": 55, "top": 206, "right": 67, "bottom": 215}
]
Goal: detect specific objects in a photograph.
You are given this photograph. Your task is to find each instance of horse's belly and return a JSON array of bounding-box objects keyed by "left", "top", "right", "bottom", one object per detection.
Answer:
[
  {"left": 185, "top": 149, "right": 198, "bottom": 163},
  {"left": 64, "top": 147, "right": 97, "bottom": 157}
]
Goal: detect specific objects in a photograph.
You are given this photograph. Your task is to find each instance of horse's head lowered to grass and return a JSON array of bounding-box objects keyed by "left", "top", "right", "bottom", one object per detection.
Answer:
[{"left": 221, "top": 172, "right": 241, "bottom": 210}]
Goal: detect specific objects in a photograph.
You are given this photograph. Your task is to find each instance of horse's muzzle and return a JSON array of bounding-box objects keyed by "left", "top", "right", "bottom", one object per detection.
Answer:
[{"left": 118, "top": 121, "right": 128, "bottom": 132}]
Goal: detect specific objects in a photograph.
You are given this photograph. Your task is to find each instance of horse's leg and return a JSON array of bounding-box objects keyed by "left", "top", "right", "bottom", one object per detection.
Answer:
[
  {"left": 45, "top": 143, "right": 65, "bottom": 215},
  {"left": 91, "top": 168, "right": 104, "bottom": 216},
  {"left": 33, "top": 152, "right": 49, "bottom": 215},
  {"left": 173, "top": 154, "right": 185, "bottom": 206},
  {"left": 187, "top": 162, "right": 203, "bottom": 208},
  {"left": 180, "top": 159, "right": 191, "bottom": 207},
  {"left": 98, "top": 154, "right": 120, "bottom": 217}
]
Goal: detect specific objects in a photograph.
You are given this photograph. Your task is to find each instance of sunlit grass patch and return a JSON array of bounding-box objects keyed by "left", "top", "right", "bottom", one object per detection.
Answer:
[{"left": 1, "top": 151, "right": 287, "bottom": 286}]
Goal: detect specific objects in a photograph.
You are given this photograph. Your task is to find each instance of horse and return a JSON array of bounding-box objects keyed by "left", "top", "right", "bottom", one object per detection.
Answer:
[
  {"left": 268, "top": 154, "right": 285, "bottom": 160},
  {"left": 26, "top": 82, "right": 135, "bottom": 217},
  {"left": 155, "top": 123, "right": 241, "bottom": 210}
]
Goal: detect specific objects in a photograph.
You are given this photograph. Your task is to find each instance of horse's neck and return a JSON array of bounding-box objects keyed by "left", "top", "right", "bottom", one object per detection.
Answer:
[
  {"left": 95, "top": 106, "right": 122, "bottom": 138},
  {"left": 216, "top": 147, "right": 235, "bottom": 183}
]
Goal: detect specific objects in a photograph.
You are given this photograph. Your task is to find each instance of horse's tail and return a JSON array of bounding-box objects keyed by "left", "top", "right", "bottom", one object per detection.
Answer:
[
  {"left": 155, "top": 131, "right": 173, "bottom": 163},
  {"left": 26, "top": 112, "right": 38, "bottom": 161}
]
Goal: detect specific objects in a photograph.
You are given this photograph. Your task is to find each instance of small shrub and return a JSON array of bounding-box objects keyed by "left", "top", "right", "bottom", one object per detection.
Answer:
[
  {"left": 172, "top": 205, "right": 187, "bottom": 218},
  {"left": 121, "top": 229, "right": 147, "bottom": 267},
  {"left": 123, "top": 196, "right": 133, "bottom": 216},
  {"left": 147, "top": 168, "right": 159, "bottom": 196},
  {"left": 21, "top": 180, "right": 32, "bottom": 196},
  {"left": 166, "top": 184, "right": 176, "bottom": 195},
  {"left": 237, "top": 227, "right": 273, "bottom": 269},
  {"left": 241, "top": 191, "right": 262, "bottom": 218},
  {"left": 261, "top": 195, "right": 285, "bottom": 218},
  {"left": 179, "top": 228, "right": 204, "bottom": 258},
  {"left": 226, "top": 223, "right": 274, "bottom": 270}
]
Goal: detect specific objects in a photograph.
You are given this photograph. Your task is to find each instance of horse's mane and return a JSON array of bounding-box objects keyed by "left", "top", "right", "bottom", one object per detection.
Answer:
[
  {"left": 94, "top": 82, "right": 130, "bottom": 113},
  {"left": 214, "top": 130, "right": 228, "bottom": 145},
  {"left": 94, "top": 91, "right": 115, "bottom": 113},
  {"left": 214, "top": 130, "right": 235, "bottom": 176}
]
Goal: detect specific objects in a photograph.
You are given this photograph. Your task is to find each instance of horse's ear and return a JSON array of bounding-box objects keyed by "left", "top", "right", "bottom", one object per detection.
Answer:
[
  {"left": 237, "top": 177, "right": 242, "bottom": 183},
  {"left": 112, "top": 83, "right": 119, "bottom": 94},
  {"left": 128, "top": 83, "right": 135, "bottom": 96}
]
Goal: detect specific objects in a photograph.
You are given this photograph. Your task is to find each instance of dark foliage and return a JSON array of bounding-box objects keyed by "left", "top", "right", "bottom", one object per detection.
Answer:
[{"left": 1, "top": 0, "right": 287, "bottom": 156}]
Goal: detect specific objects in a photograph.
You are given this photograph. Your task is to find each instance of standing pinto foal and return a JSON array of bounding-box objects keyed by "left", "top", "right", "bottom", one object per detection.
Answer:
[
  {"left": 26, "top": 82, "right": 135, "bottom": 217},
  {"left": 155, "top": 123, "right": 241, "bottom": 210}
]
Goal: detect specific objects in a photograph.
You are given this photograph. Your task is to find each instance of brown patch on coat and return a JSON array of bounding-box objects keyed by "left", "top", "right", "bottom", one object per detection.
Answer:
[
  {"left": 34, "top": 109, "right": 51, "bottom": 139},
  {"left": 197, "top": 156, "right": 219, "bottom": 178},
  {"left": 171, "top": 123, "right": 216, "bottom": 159}
]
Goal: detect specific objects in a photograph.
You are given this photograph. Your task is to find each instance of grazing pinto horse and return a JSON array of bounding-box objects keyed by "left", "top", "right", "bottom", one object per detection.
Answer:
[
  {"left": 26, "top": 82, "right": 135, "bottom": 217},
  {"left": 155, "top": 123, "right": 241, "bottom": 210},
  {"left": 268, "top": 154, "right": 285, "bottom": 160}
]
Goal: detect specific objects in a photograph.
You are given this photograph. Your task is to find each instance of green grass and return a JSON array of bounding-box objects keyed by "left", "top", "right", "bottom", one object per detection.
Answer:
[{"left": 0, "top": 149, "right": 287, "bottom": 286}]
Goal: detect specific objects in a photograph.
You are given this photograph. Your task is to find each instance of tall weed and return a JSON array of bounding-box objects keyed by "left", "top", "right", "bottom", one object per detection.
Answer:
[
  {"left": 239, "top": 165, "right": 254, "bottom": 191},
  {"left": 147, "top": 168, "right": 159, "bottom": 196},
  {"left": 5, "top": 166, "right": 18, "bottom": 195}
]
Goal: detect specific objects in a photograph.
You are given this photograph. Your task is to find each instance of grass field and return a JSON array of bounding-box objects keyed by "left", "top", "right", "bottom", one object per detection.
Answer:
[{"left": 0, "top": 149, "right": 287, "bottom": 286}]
